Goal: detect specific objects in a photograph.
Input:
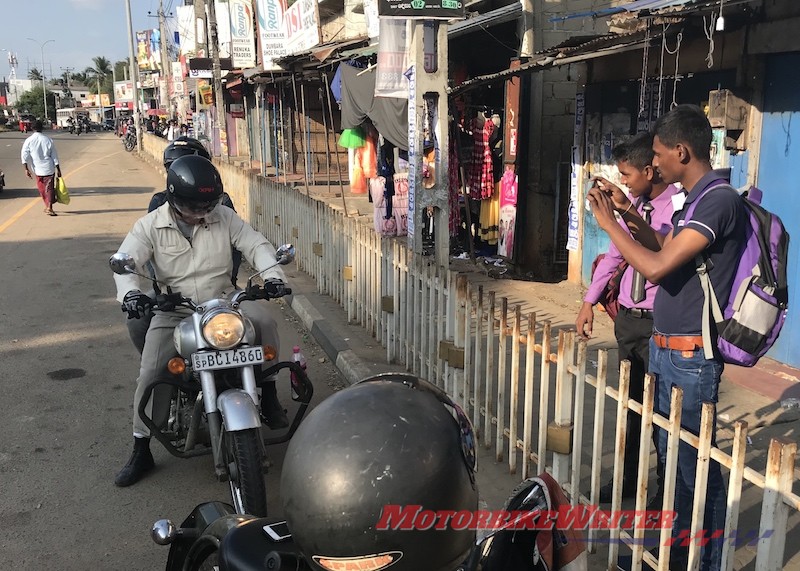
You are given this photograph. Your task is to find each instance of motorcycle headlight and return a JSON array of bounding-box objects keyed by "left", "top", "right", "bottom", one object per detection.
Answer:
[{"left": 201, "top": 310, "right": 245, "bottom": 350}]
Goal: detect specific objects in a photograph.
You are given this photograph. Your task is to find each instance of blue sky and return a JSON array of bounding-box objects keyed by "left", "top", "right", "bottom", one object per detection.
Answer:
[{"left": 1, "top": 0, "right": 176, "bottom": 82}]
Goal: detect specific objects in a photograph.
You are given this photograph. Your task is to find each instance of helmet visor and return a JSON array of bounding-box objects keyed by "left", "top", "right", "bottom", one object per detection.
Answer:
[{"left": 171, "top": 194, "right": 221, "bottom": 218}]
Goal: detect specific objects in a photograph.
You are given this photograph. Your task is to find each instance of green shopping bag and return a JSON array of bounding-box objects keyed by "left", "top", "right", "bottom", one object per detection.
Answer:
[{"left": 55, "top": 177, "right": 70, "bottom": 205}]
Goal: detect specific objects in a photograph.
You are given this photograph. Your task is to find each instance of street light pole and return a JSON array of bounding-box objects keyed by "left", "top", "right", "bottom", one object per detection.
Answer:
[{"left": 27, "top": 38, "right": 54, "bottom": 123}]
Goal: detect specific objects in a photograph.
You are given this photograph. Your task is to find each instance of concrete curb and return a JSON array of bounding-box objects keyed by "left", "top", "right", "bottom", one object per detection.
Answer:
[{"left": 290, "top": 294, "right": 369, "bottom": 386}]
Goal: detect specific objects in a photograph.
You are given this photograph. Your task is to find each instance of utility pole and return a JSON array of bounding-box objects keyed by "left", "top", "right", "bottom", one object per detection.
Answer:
[
  {"left": 125, "top": 0, "right": 143, "bottom": 151},
  {"left": 60, "top": 66, "right": 74, "bottom": 103},
  {"left": 158, "top": 0, "right": 171, "bottom": 113},
  {"left": 207, "top": 0, "right": 228, "bottom": 157}
]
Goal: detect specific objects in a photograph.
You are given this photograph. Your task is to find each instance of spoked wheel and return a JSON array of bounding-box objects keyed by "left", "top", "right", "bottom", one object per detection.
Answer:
[{"left": 224, "top": 428, "right": 268, "bottom": 517}]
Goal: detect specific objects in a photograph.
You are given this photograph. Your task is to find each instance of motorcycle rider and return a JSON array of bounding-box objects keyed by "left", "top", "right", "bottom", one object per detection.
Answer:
[
  {"left": 112, "top": 154, "right": 289, "bottom": 487},
  {"left": 126, "top": 138, "right": 243, "bottom": 360}
]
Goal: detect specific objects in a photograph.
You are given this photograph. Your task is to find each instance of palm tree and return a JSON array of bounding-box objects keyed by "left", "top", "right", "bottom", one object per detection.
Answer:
[
  {"left": 71, "top": 71, "right": 89, "bottom": 86},
  {"left": 28, "top": 68, "right": 43, "bottom": 81},
  {"left": 86, "top": 56, "right": 113, "bottom": 94}
]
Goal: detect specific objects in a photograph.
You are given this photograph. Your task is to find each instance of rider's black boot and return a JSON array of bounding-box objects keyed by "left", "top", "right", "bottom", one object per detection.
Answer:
[
  {"left": 262, "top": 379, "right": 289, "bottom": 429},
  {"left": 114, "top": 436, "right": 155, "bottom": 487}
]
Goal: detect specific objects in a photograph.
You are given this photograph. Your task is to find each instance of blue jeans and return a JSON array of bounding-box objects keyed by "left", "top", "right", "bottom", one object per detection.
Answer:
[{"left": 650, "top": 338, "right": 727, "bottom": 571}]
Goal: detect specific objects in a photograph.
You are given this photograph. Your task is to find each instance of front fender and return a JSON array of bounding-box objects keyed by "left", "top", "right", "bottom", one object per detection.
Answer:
[{"left": 218, "top": 389, "right": 261, "bottom": 431}]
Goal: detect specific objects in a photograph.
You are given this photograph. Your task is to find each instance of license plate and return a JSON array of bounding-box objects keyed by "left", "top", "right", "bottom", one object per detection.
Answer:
[{"left": 192, "top": 347, "right": 264, "bottom": 371}]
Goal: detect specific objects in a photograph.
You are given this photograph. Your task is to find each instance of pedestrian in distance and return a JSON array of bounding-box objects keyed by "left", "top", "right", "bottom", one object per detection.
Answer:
[
  {"left": 21, "top": 119, "right": 62, "bottom": 216},
  {"left": 576, "top": 131, "right": 680, "bottom": 507},
  {"left": 588, "top": 104, "right": 748, "bottom": 571}
]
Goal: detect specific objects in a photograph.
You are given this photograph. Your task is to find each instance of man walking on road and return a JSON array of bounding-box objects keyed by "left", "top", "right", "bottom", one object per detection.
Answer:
[
  {"left": 577, "top": 132, "right": 680, "bottom": 506},
  {"left": 21, "top": 119, "right": 62, "bottom": 216}
]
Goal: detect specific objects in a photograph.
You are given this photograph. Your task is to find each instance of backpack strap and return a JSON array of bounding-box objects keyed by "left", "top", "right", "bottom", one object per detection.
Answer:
[{"left": 695, "top": 255, "right": 725, "bottom": 360}]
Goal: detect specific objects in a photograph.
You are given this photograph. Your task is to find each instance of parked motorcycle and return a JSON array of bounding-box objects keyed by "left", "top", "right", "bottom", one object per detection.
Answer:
[
  {"left": 0, "top": 169, "right": 4, "bottom": 193},
  {"left": 123, "top": 126, "right": 136, "bottom": 151},
  {"left": 109, "top": 244, "right": 314, "bottom": 518},
  {"left": 149, "top": 374, "right": 578, "bottom": 571}
]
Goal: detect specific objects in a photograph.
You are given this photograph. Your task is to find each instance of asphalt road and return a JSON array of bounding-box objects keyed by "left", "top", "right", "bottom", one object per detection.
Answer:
[{"left": 0, "top": 129, "right": 344, "bottom": 569}]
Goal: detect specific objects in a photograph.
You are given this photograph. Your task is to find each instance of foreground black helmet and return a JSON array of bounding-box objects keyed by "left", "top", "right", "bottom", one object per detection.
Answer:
[
  {"left": 166, "top": 155, "right": 223, "bottom": 218},
  {"left": 281, "top": 374, "right": 478, "bottom": 571},
  {"left": 163, "top": 136, "right": 211, "bottom": 170}
]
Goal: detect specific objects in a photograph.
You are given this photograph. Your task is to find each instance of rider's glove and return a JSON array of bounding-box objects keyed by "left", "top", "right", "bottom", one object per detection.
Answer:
[
  {"left": 263, "top": 279, "right": 287, "bottom": 299},
  {"left": 122, "top": 289, "right": 155, "bottom": 319}
]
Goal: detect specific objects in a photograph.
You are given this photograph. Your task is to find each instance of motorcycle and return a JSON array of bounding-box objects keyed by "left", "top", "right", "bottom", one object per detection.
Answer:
[
  {"left": 109, "top": 244, "right": 314, "bottom": 518},
  {"left": 123, "top": 125, "right": 137, "bottom": 151},
  {"left": 0, "top": 169, "right": 4, "bottom": 193},
  {"left": 150, "top": 477, "right": 555, "bottom": 571}
]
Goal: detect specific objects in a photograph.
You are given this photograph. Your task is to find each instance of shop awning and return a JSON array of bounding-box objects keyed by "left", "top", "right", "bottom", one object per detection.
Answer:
[
  {"left": 449, "top": 29, "right": 654, "bottom": 96},
  {"left": 549, "top": 0, "right": 696, "bottom": 22},
  {"left": 449, "top": 3, "right": 522, "bottom": 38},
  {"left": 276, "top": 37, "right": 370, "bottom": 69}
]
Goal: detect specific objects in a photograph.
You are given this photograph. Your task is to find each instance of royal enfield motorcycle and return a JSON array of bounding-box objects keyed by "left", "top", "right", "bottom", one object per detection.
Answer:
[
  {"left": 150, "top": 478, "right": 553, "bottom": 571},
  {"left": 148, "top": 375, "right": 576, "bottom": 571},
  {"left": 109, "top": 244, "right": 313, "bottom": 518}
]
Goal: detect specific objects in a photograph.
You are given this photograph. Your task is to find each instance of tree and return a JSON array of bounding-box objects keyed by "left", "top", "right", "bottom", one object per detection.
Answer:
[
  {"left": 15, "top": 86, "right": 56, "bottom": 121},
  {"left": 71, "top": 71, "right": 89, "bottom": 86},
  {"left": 86, "top": 56, "right": 113, "bottom": 95},
  {"left": 28, "top": 68, "right": 43, "bottom": 81}
]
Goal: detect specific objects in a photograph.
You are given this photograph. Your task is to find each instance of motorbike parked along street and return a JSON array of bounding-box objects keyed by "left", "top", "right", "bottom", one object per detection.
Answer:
[
  {"left": 123, "top": 125, "right": 137, "bottom": 151},
  {"left": 109, "top": 244, "right": 313, "bottom": 518}
]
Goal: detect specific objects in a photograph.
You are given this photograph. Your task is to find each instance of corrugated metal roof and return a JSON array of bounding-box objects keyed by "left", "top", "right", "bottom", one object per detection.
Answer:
[
  {"left": 448, "top": 2, "right": 522, "bottom": 38},
  {"left": 549, "top": 0, "right": 695, "bottom": 23}
]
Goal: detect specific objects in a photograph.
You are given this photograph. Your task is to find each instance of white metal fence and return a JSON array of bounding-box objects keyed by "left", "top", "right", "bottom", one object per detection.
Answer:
[{"left": 142, "top": 136, "right": 799, "bottom": 570}]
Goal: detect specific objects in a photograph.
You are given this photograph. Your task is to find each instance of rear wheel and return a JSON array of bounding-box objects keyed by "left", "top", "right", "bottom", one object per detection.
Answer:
[{"left": 225, "top": 429, "right": 268, "bottom": 517}]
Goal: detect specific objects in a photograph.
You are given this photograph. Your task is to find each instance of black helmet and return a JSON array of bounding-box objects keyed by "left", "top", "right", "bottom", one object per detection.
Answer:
[
  {"left": 163, "top": 136, "right": 211, "bottom": 170},
  {"left": 166, "top": 155, "right": 223, "bottom": 218},
  {"left": 281, "top": 374, "right": 478, "bottom": 571}
]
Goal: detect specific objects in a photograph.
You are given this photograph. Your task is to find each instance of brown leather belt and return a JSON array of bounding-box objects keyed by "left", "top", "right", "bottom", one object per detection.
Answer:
[{"left": 652, "top": 334, "right": 703, "bottom": 351}]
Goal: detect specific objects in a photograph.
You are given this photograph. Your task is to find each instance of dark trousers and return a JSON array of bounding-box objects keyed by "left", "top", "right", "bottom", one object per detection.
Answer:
[{"left": 614, "top": 308, "right": 656, "bottom": 483}]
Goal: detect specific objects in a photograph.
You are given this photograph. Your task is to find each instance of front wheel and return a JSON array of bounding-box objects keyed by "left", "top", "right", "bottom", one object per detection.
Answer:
[{"left": 225, "top": 429, "right": 268, "bottom": 517}]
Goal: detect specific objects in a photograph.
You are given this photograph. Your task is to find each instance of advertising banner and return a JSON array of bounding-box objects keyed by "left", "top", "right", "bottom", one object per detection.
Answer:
[
  {"left": 228, "top": 0, "right": 257, "bottom": 68},
  {"left": 497, "top": 168, "right": 518, "bottom": 258},
  {"left": 405, "top": 65, "right": 416, "bottom": 241},
  {"left": 176, "top": 5, "right": 197, "bottom": 56},
  {"left": 375, "top": 19, "right": 407, "bottom": 99},
  {"left": 136, "top": 29, "right": 163, "bottom": 71},
  {"left": 114, "top": 81, "right": 134, "bottom": 103},
  {"left": 256, "top": 0, "right": 288, "bottom": 70},
  {"left": 378, "top": 0, "right": 464, "bottom": 20},
  {"left": 284, "top": 0, "right": 320, "bottom": 55}
]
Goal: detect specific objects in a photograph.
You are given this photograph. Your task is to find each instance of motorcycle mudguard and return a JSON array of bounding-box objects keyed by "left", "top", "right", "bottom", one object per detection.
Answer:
[
  {"left": 217, "top": 389, "right": 261, "bottom": 431},
  {"left": 219, "top": 518, "right": 311, "bottom": 571}
]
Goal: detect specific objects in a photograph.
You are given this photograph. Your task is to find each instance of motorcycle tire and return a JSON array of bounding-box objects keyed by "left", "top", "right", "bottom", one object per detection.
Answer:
[
  {"left": 124, "top": 138, "right": 135, "bottom": 152},
  {"left": 225, "top": 428, "right": 268, "bottom": 517}
]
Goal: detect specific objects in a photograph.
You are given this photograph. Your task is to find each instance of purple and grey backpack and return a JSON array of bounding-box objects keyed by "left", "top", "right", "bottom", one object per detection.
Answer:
[{"left": 685, "top": 184, "right": 790, "bottom": 367}]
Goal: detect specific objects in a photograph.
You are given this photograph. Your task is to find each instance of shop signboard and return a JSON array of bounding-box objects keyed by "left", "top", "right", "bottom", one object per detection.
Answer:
[
  {"left": 378, "top": 0, "right": 464, "bottom": 20},
  {"left": 284, "top": 0, "right": 320, "bottom": 55},
  {"left": 256, "top": 0, "right": 287, "bottom": 71},
  {"left": 114, "top": 81, "right": 134, "bottom": 103},
  {"left": 406, "top": 65, "right": 416, "bottom": 241},
  {"left": 136, "top": 29, "right": 163, "bottom": 71},
  {"left": 229, "top": 0, "right": 257, "bottom": 68}
]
